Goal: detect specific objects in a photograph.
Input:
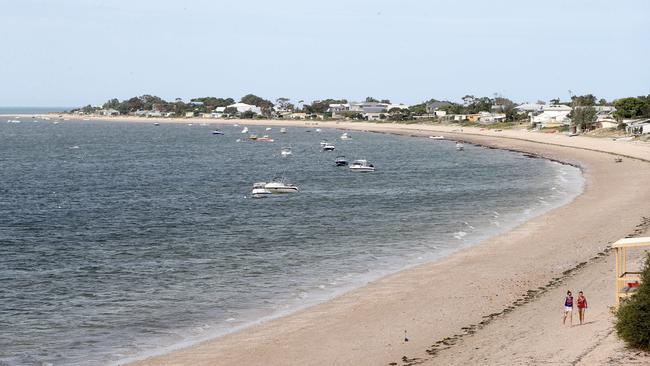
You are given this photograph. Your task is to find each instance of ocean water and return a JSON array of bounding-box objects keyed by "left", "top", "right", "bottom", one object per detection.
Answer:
[
  {"left": 0, "top": 107, "right": 69, "bottom": 115},
  {"left": 0, "top": 120, "right": 583, "bottom": 365}
]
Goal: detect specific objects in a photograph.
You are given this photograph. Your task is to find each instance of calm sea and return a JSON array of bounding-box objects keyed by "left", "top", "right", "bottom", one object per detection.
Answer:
[
  {"left": 0, "top": 107, "right": 70, "bottom": 115},
  {"left": 0, "top": 120, "right": 583, "bottom": 365}
]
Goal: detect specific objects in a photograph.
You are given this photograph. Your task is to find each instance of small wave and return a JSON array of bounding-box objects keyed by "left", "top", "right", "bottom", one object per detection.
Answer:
[{"left": 453, "top": 231, "right": 467, "bottom": 240}]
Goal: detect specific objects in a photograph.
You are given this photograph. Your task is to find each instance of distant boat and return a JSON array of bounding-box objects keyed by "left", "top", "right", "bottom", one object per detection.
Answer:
[
  {"left": 265, "top": 127, "right": 272, "bottom": 131},
  {"left": 281, "top": 147, "right": 292, "bottom": 157},
  {"left": 241, "top": 127, "right": 249, "bottom": 134},
  {"left": 280, "top": 127, "right": 287, "bottom": 133},
  {"left": 251, "top": 182, "right": 272, "bottom": 198},
  {"left": 322, "top": 143, "right": 335, "bottom": 151},
  {"left": 429, "top": 135, "right": 444, "bottom": 140},
  {"left": 320, "top": 140, "right": 328, "bottom": 147},
  {"left": 212, "top": 130, "right": 224, "bottom": 135},
  {"left": 257, "top": 135, "right": 274, "bottom": 142},
  {"left": 340, "top": 132, "right": 351, "bottom": 140},
  {"left": 335, "top": 156, "right": 348, "bottom": 166},
  {"left": 456, "top": 143, "right": 464, "bottom": 151},
  {"left": 154, "top": 122, "right": 160, "bottom": 126},
  {"left": 265, "top": 178, "right": 299, "bottom": 193},
  {"left": 315, "top": 128, "right": 321, "bottom": 132},
  {"left": 6, "top": 119, "right": 20, "bottom": 123},
  {"left": 349, "top": 159, "right": 375, "bottom": 172},
  {"left": 249, "top": 134, "right": 258, "bottom": 140}
]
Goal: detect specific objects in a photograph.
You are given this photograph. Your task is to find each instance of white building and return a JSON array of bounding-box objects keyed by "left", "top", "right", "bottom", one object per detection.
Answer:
[
  {"left": 212, "top": 106, "right": 227, "bottom": 118},
  {"left": 531, "top": 105, "right": 572, "bottom": 128},
  {"left": 478, "top": 111, "right": 507, "bottom": 124},
  {"left": 227, "top": 102, "right": 262, "bottom": 115}
]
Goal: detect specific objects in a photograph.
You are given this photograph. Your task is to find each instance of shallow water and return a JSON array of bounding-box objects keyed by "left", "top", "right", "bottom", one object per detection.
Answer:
[{"left": 0, "top": 120, "right": 583, "bottom": 365}]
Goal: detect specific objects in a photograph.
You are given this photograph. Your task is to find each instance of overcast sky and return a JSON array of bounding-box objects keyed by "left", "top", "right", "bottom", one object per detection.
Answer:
[{"left": 1, "top": 0, "right": 648, "bottom": 107}]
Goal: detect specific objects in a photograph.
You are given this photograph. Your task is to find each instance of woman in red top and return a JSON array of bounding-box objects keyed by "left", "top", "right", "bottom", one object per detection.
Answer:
[{"left": 577, "top": 291, "right": 588, "bottom": 325}]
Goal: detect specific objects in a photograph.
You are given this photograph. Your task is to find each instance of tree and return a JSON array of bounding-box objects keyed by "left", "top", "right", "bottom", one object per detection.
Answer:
[
  {"left": 224, "top": 107, "right": 238, "bottom": 116},
  {"left": 550, "top": 98, "right": 560, "bottom": 105},
  {"left": 409, "top": 103, "right": 428, "bottom": 116},
  {"left": 240, "top": 94, "right": 274, "bottom": 116},
  {"left": 570, "top": 106, "right": 597, "bottom": 131},
  {"left": 240, "top": 110, "right": 256, "bottom": 119},
  {"left": 365, "top": 96, "right": 379, "bottom": 103},
  {"left": 388, "top": 107, "right": 412, "bottom": 121},
  {"left": 276, "top": 97, "right": 291, "bottom": 110},
  {"left": 614, "top": 97, "right": 645, "bottom": 119},
  {"left": 598, "top": 98, "right": 608, "bottom": 106},
  {"left": 616, "top": 253, "right": 650, "bottom": 351},
  {"left": 309, "top": 99, "right": 347, "bottom": 114},
  {"left": 191, "top": 97, "right": 234, "bottom": 108},
  {"left": 571, "top": 94, "right": 597, "bottom": 107},
  {"left": 380, "top": 99, "right": 391, "bottom": 104}
]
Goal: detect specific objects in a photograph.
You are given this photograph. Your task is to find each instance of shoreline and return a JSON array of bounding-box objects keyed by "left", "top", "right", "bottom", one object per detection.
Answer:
[{"left": 12, "top": 115, "right": 650, "bottom": 364}]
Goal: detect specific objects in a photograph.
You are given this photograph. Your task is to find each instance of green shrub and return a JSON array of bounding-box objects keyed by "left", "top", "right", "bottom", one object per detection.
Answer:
[{"left": 616, "top": 253, "right": 650, "bottom": 350}]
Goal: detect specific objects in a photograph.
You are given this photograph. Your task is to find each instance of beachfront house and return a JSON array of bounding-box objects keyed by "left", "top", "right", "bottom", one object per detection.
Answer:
[
  {"left": 478, "top": 111, "right": 507, "bottom": 124},
  {"left": 146, "top": 111, "right": 162, "bottom": 118},
  {"left": 426, "top": 101, "right": 452, "bottom": 116},
  {"left": 212, "top": 106, "right": 226, "bottom": 118},
  {"left": 99, "top": 108, "right": 120, "bottom": 116},
  {"left": 330, "top": 102, "right": 410, "bottom": 120},
  {"left": 531, "top": 104, "right": 572, "bottom": 129},
  {"left": 624, "top": 118, "right": 650, "bottom": 135},
  {"left": 185, "top": 111, "right": 196, "bottom": 118},
  {"left": 329, "top": 103, "right": 350, "bottom": 119},
  {"left": 595, "top": 106, "right": 618, "bottom": 129},
  {"left": 226, "top": 102, "right": 262, "bottom": 116}
]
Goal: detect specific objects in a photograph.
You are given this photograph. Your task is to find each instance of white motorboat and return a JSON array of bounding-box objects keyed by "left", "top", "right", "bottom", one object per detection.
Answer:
[
  {"left": 280, "top": 127, "right": 287, "bottom": 133},
  {"left": 315, "top": 128, "right": 321, "bottom": 132},
  {"left": 265, "top": 178, "right": 299, "bottom": 193},
  {"left": 251, "top": 182, "right": 272, "bottom": 198},
  {"left": 153, "top": 122, "right": 160, "bottom": 126},
  {"left": 456, "top": 143, "right": 464, "bottom": 151},
  {"left": 340, "top": 132, "right": 351, "bottom": 140},
  {"left": 349, "top": 159, "right": 375, "bottom": 172},
  {"left": 322, "top": 143, "right": 335, "bottom": 151},
  {"left": 429, "top": 135, "right": 445, "bottom": 140},
  {"left": 241, "top": 127, "right": 249, "bottom": 134},
  {"left": 320, "top": 140, "right": 328, "bottom": 147},
  {"left": 281, "top": 147, "right": 292, "bottom": 157},
  {"left": 265, "top": 127, "right": 272, "bottom": 131}
]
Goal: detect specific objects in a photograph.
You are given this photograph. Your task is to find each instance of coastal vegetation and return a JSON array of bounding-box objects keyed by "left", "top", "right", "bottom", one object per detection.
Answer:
[{"left": 615, "top": 253, "right": 650, "bottom": 351}]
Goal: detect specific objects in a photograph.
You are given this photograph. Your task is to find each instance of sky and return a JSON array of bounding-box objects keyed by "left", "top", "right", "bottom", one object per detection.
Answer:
[{"left": 0, "top": 0, "right": 648, "bottom": 107}]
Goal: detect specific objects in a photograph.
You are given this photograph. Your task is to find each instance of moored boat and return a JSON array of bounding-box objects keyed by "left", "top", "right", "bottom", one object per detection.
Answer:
[
  {"left": 456, "top": 143, "right": 464, "bottom": 151},
  {"left": 322, "top": 143, "right": 335, "bottom": 151},
  {"left": 251, "top": 182, "right": 272, "bottom": 198},
  {"left": 335, "top": 156, "right": 348, "bottom": 166},
  {"left": 257, "top": 135, "right": 274, "bottom": 142},
  {"left": 340, "top": 132, "right": 351, "bottom": 140},
  {"left": 281, "top": 147, "right": 292, "bottom": 157},
  {"left": 349, "top": 159, "right": 375, "bottom": 172},
  {"left": 265, "top": 178, "right": 299, "bottom": 193}
]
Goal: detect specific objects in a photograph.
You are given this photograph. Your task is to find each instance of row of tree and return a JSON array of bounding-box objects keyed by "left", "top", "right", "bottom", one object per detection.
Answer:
[{"left": 72, "top": 93, "right": 650, "bottom": 124}]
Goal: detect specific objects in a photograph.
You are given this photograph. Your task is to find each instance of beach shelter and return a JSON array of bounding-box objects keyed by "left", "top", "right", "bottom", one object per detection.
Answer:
[{"left": 613, "top": 237, "right": 650, "bottom": 306}]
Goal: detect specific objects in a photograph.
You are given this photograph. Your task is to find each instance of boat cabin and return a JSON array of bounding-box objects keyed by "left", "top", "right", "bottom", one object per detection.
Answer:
[{"left": 613, "top": 237, "right": 650, "bottom": 306}]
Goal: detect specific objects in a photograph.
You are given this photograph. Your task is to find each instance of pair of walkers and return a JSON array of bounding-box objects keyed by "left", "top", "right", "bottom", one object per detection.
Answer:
[{"left": 563, "top": 290, "right": 587, "bottom": 326}]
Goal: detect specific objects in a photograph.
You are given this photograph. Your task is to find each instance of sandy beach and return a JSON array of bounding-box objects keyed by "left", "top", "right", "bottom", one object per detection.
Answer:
[{"left": 26, "top": 115, "right": 650, "bottom": 365}]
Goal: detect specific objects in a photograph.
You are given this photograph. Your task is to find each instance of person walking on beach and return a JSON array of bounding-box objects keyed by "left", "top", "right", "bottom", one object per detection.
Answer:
[
  {"left": 563, "top": 290, "right": 573, "bottom": 326},
  {"left": 577, "top": 291, "right": 588, "bottom": 325}
]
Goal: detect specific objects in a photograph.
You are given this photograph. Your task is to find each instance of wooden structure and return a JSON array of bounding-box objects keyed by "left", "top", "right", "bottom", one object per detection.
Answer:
[{"left": 613, "top": 237, "right": 650, "bottom": 305}]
